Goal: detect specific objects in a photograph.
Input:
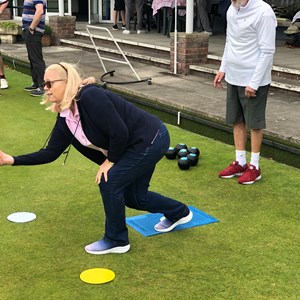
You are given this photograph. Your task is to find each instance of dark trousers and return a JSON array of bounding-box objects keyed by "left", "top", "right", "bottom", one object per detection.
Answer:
[
  {"left": 195, "top": 0, "right": 212, "bottom": 32},
  {"left": 23, "top": 29, "right": 46, "bottom": 88},
  {"left": 99, "top": 123, "right": 189, "bottom": 245},
  {"left": 124, "top": 0, "right": 144, "bottom": 31}
]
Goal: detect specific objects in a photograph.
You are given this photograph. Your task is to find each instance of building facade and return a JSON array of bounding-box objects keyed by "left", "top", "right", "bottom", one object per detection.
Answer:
[{"left": 10, "top": 0, "right": 116, "bottom": 23}]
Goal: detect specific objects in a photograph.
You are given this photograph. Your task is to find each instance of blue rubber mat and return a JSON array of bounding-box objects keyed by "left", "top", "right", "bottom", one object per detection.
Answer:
[{"left": 126, "top": 206, "right": 219, "bottom": 237}]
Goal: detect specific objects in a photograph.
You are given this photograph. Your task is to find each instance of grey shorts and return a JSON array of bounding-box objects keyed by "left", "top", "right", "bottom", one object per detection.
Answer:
[{"left": 226, "top": 84, "right": 270, "bottom": 129}]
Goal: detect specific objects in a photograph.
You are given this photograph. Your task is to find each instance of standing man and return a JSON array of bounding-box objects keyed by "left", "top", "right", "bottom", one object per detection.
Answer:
[
  {"left": 123, "top": 0, "right": 145, "bottom": 34},
  {"left": 195, "top": 0, "right": 213, "bottom": 35},
  {"left": 22, "top": 0, "right": 47, "bottom": 97},
  {"left": 0, "top": 0, "right": 9, "bottom": 90},
  {"left": 213, "top": 0, "right": 277, "bottom": 184}
]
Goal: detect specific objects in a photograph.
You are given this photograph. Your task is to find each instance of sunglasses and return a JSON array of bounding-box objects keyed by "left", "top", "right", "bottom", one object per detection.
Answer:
[{"left": 43, "top": 79, "right": 67, "bottom": 89}]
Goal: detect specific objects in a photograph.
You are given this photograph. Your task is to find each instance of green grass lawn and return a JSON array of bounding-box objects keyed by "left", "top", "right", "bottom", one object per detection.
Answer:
[{"left": 0, "top": 69, "right": 299, "bottom": 300}]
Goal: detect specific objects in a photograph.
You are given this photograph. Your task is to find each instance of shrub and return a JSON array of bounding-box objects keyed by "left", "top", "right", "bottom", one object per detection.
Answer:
[
  {"left": 44, "top": 24, "right": 52, "bottom": 35},
  {"left": 0, "top": 21, "right": 20, "bottom": 30}
]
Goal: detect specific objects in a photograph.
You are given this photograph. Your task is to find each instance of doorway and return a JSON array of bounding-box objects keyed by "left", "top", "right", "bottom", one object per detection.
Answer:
[{"left": 72, "top": 0, "right": 88, "bottom": 21}]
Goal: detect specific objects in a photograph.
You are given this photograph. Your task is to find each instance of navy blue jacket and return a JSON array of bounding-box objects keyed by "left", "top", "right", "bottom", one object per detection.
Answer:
[{"left": 13, "top": 84, "right": 162, "bottom": 166}]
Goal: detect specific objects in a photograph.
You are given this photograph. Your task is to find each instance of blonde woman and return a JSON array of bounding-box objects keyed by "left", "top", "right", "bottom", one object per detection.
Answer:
[{"left": 0, "top": 62, "right": 192, "bottom": 255}]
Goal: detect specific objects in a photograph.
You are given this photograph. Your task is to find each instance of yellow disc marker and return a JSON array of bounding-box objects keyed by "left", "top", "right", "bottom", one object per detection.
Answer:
[{"left": 80, "top": 268, "right": 115, "bottom": 285}]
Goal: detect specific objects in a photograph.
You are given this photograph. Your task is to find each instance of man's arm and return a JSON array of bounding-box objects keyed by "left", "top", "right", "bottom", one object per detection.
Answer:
[
  {"left": 29, "top": 3, "right": 44, "bottom": 31},
  {"left": 248, "top": 13, "right": 277, "bottom": 90}
]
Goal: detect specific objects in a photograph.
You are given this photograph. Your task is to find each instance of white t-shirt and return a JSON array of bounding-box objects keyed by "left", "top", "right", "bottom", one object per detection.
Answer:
[{"left": 219, "top": 0, "right": 277, "bottom": 90}]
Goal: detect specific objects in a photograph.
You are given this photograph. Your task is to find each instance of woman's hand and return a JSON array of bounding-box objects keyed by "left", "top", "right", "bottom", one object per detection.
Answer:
[
  {"left": 213, "top": 71, "right": 225, "bottom": 88},
  {"left": 82, "top": 77, "right": 96, "bottom": 86},
  {"left": 95, "top": 159, "right": 114, "bottom": 184},
  {"left": 0, "top": 150, "right": 14, "bottom": 166}
]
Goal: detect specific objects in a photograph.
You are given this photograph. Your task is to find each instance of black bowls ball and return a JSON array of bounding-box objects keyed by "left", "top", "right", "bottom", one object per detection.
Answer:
[
  {"left": 165, "top": 147, "right": 177, "bottom": 159},
  {"left": 175, "top": 143, "right": 188, "bottom": 152},
  {"left": 178, "top": 157, "right": 191, "bottom": 170},
  {"left": 188, "top": 147, "right": 200, "bottom": 157},
  {"left": 187, "top": 153, "right": 199, "bottom": 166},
  {"left": 177, "top": 149, "right": 188, "bottom": 159}
]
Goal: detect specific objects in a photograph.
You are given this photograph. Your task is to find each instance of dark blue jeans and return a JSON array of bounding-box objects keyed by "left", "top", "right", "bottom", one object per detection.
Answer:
[{"left": 99, "top": 123, "right": 189, "bottom": 245}]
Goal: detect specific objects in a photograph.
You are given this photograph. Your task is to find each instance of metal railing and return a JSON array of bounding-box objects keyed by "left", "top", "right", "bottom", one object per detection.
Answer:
[{"left": 86, "top": 25, "right": 151, "bottom": 85}]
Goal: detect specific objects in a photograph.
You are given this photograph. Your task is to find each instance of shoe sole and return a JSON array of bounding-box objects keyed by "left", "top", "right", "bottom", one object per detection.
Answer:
[
  {"left": 239, "top": 175, "right": 262, "bottom": 185},
  {"left": 30, "top": 94, "right": 44, "bottom": 97},
  {"left": 24, "top": 89, "right": 38, "bottom": 92},
  {"left": 0, "top": 86, "right": 8, "bottom": 89},
  {"left": 154, "top": 210, "right": 193, "bottom": 233},
  {"left": 85, "top": 244, "right": 130, "bottom": 255},
  {"left": 219, "top": 172, "right": 244, "bottom": 178}
]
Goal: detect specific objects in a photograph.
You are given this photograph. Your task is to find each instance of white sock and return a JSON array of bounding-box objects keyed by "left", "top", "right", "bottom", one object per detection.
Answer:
[
  {"left": 250, "top": 152, "right": 260, "bottom": 169},
  {"left": 236, "top": 150, "right": 246, "bottom": 166}
]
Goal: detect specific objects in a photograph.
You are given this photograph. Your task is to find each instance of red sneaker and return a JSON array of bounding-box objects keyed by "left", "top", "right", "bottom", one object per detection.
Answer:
[
  {"left": 219, "top": 161, "right": 247, "bottom": 178},
  {"left": 238, "top": 164, "right": 261, "bottom": 185}
]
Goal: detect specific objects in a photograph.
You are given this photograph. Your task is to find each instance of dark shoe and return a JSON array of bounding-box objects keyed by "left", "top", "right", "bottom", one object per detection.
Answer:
[
  {"left": 85, "top": 238, "right": 130, "bottom": 255},
  {"left": 238, "top": 164, "right": 261, "bottom": 185},
  {"left": 154, "top": 210, "right": 193, "bottom": 232},
  {"left": 30, "top": 88, "right": 44, "bottom": 97},
  {"left": 24, "top": 84, "right": 39, "bottom": 92},
  {"left": 112, "top": 24, "right": 119, "bottom": 30},
  {"left": 219, "top": 161, "right": 247, "bottom": 178},
  {"left": 122, "top": 24, "right": 126, "bottom": 30}
]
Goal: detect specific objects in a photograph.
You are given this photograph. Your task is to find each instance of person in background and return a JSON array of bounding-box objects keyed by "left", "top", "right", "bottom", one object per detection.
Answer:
[
  {"left": 22, "top": 0, "right": 46, "bottom": 97},
  {"left": 0, "top": 62, "right": 193, "bottom": 255},
  {"left": 112, "top": 0, "right": 126, "bottom": 30},
  {"left": 123, "top": 0, "right": 145, "bottom": 34},
  {"left": 213, "top": 0, "right": 277, "bottom": 185},
  {"left": 195, "top": 0, "right": 213, "bottom": 35},
  {"left": 0, "top": 0, "right": 9, "bottom": 90},
  {"left": 218, "top": 0, "right": 231, "bottom": 29}
]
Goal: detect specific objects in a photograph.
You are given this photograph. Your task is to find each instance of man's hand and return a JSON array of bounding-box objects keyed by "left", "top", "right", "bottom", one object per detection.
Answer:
[
  {"left": 0, "top": 150, "right": 14, "bottom": 166},
  {"left": 213, "top": 71, "right": 225, "bottom": 88},
  {"left": 95, "top": 159, "right": 114, "bottom": 184},
  {"left": 245, "top": 86, "right": 257, "bottom": 98}
]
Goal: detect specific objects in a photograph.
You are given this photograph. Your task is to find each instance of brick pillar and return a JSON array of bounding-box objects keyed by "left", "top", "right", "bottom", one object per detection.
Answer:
[
  {"left": 0, "top": 8, "right": 12, "bottom": 20},
  {"left": 170, "top": 32, "right": 209, "bottom": 75},
  {"left": 49, "top": 16, "right": 76, "bottom": 46}
]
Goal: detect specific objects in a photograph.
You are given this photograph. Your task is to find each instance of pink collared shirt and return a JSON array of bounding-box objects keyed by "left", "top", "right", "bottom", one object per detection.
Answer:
[{"left": 60, "top": 102, "right": 108, "bottom": 156}]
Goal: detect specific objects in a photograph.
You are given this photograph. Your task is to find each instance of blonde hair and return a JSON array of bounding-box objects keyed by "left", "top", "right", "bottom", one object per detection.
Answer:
[{"left": 41, "top": 62, "right": 83, "bottom": 112}]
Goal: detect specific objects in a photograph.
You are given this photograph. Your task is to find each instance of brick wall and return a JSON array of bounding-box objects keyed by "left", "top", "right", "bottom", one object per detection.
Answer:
[
  {"left": 0, "top": 8, "right": 11, "bottom": 20},
  {"left": 170, "top": 32, "right": 209, "bottom": 75},
  {"left": 49, "top": 16, "right": 76, "bottom": 46}
]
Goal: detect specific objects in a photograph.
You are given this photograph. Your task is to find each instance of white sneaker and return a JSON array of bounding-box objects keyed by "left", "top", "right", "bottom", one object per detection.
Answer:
[
  {"left": 85, "top": 239, "right": 131, "bottom": 255},
  {"left": 137, "top": 30, "right": 146, "bottom": 34},
  {"left": 0, "top": 78, "right": 8, "bottom": 89},
  {"left": 154, "top": 210, "right": 193, "bottom": 232},
  {"left": 204, "top": 31, "right": 213, "bottom": 36},
  {"left": 123, "top": 30, "right": 131, "bottom": 35}
]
